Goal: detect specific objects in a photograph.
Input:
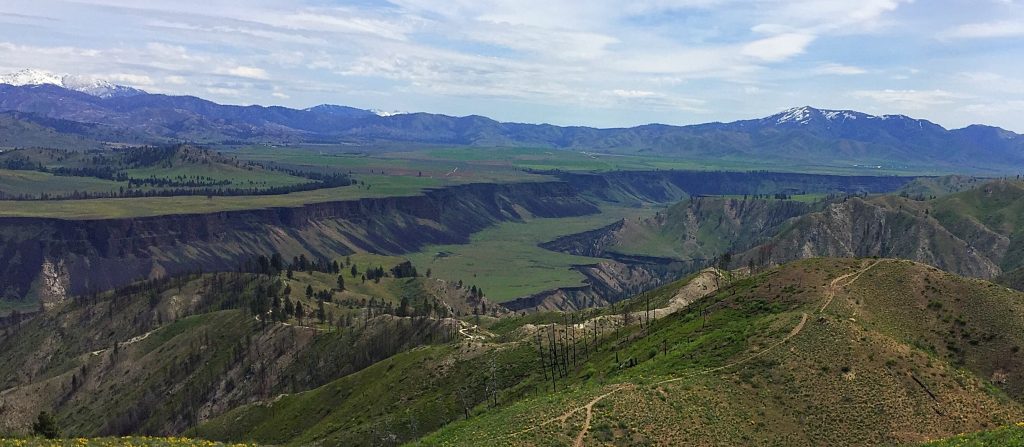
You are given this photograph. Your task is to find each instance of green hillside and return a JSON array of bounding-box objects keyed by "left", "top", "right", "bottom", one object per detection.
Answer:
[
  {"left": 0, "top": 253, "right": 500, "bottom": 437},
  {"left": 196, "top": 258, "right": 1024, "bottom": 446},
  {"left": 919, "top": 423, "right": 1024, "bottom": 446},
  {"left": 608, "top": 196, "right": 819, "bottom": 260}
]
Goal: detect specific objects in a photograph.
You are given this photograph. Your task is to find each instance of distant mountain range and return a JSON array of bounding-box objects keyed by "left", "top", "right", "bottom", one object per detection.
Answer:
[
  {"left": 0, "top": 69, "right": 147, "bottom": 98},
  {"left": 1, "top": 69, "right": 1023, "bottom": 174}
]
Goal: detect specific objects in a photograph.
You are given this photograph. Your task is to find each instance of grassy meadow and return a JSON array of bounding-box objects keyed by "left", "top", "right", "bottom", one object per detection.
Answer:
[
  {"left": 0, "top": 175, "right": 451, "bottom": 219},
  {"left": 0, "top": 169, "right": 123, "bottom": 198},
  {"left": 406, "top": 205, "right": 658, "bottom": 302},
  {"left": 231, "top": 144, "right": 936, "bottom": 179}
]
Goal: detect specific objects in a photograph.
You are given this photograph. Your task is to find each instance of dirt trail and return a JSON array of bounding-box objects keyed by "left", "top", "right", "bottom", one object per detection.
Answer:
[
  {"left": 561, "top": 261, "right": 880, "bottom": 444},
  {"left": 458, "top": 320, "right": 494, "bottom": 340},
  {"left": 657, "top": 312, "right": 808, "bottom": 385},
  {"left": 502, "top": 384, "right": 631, "bottom": 441},
  {"left": 554, "top": 311, "right": 809, "bottom": 445},
  {"left": 819, "top": 260, "right": 881, "bottom": 313},
  {"left": 573, "top": 385, "right": 631, "bottom": 447},
  {"left": 504, "top": 269, "right": 726, "bottom": 444},
  {"left": 89, "top": 328, "right": 157, "bottom": 356}
]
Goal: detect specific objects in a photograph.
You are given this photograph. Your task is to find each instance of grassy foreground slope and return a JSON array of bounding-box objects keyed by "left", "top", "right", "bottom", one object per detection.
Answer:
[
  {"left": 0, "top": 437, "right": 259, "bottom": 447},
  {"left": 919, "top": 423, "right": 1024, "bottom": 446},
  {"left": 202, "top": 258, "right": 1024, "bottom": 446},
  {"left": 423, "top": 259, "right": 1024, "bottom": 446}
]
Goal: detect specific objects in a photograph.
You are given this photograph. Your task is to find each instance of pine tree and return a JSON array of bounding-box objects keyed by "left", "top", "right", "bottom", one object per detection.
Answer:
[
  {"left": 32, "top": 411, "right": 59, "bottom": 439},
  {"left": 271, "top": 295, "right": 281, "bottom": 317},
  {"left": 305, "top": 284, "right": 314, "bottom": 299},
  {"left": 295, "top": 301, "right": 306, "bottom": 321},
  {"left": 337, "top": 274, "right": 345, "bottom": 291},
  {"left": 285, "top": 297, "right": 295, "bottom": 317}
]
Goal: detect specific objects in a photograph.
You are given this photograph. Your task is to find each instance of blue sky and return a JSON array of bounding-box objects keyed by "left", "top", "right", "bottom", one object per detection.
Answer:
[{"left": 0, "top": 0, "right": 1022, "bottom": 131}]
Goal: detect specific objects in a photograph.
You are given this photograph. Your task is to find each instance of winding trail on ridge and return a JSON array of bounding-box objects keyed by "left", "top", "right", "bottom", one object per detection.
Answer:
[
  {"left": 562, "top": 260, "right": 881, "bottom": 445},
  {"left": 458, "top": 320, "right": 493, "bottom": 340},
  {"left": 572, "top": 385, "right": 632, "bottom": 447},
  {"left": 88, "top": 328, "right": 157, "bottom": 356},
  {"left": 820, "top": 260, "right": 881, "bottom": 313}
]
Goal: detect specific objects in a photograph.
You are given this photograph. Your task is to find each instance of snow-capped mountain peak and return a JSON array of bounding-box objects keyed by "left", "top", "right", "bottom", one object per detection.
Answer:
[
  {"left": 767, "top": 106, "right": 872, "bottom": 126},
  {"left": 773, "top": 106, "right": 815, "bottom": 124},
  {"left": 370, "top": 109, "right": 409, "bottom": 117},
  {"left": 0, "top": 68, "right": 64, "bottom": 86},
  {"left": 0, "top": 68, "right": 145, "bottom": 98}
]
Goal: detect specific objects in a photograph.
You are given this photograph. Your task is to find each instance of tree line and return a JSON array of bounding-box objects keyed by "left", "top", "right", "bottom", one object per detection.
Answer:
[{"left": 0, "top": 144, "right": 353, "bottom": 200}]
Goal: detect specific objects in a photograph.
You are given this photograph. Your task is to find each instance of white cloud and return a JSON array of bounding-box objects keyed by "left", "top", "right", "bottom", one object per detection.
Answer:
[
  {"left": 944, "top": 20, "right": 1024, "bottom": 39},
  {"left": 741, "top": 33, "right": 815, "bottom": 62},
  {"left": 961, "top": 100, "right": 1024, "bottom": 114},
  {"left": 601, "top": 89, "right": 705, "bottom": 111},
  {"left": 851, "top": 89, "right": 967, "bottom": 110},
  {"left": 106, "top": 73, "right": 154, "bottom": 85},
  {"left": 766, "top": 0, "right": 911, "bottom": 33},
  {"left": 276, "top": 10, "right": 415, "bottom": 41},
  {"left": 957, "top": 71, "right": 1024, "bottom": 94},
  {"left": 219, "top": 65, "right": 269, "bottom": 80},
  {"left": 610, "top": 89, "right": 658, "bottom": 98},
  {"left": 146, "top": 20, "right": 328, "bottom": 46},
  {"left": 815, "top": 63, "right": 867, "bottom": 75},
  {"left": 205, "top": 86, "right": 244, "bottom": 97}
]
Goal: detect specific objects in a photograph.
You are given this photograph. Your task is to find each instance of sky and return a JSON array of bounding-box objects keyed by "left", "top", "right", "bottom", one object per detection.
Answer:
[{"left": 0, "top": 0, "right": 1022, "bottom": 131}]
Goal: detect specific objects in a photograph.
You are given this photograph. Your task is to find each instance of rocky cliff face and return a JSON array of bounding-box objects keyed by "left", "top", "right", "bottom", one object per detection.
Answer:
[
  {"left": 740, "top": 197, "right": 1003, "bottom": 279},
  {"left": 503, "top": 257, "right": 695, "bottom": 312},
  {"left": 0, "top": 181, "right": 598, "bottom": 302}
]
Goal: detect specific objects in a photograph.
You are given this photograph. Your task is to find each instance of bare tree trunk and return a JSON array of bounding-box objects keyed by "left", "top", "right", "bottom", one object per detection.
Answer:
[
  {"left": 548, "top": 323, "right": 560, "bottom": 386},
  {"left": 536, "top": 332, "right": 547, "bottom": 382},
  {"left": 570, "top": 314, "right": 577, "bottom": 367}
]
